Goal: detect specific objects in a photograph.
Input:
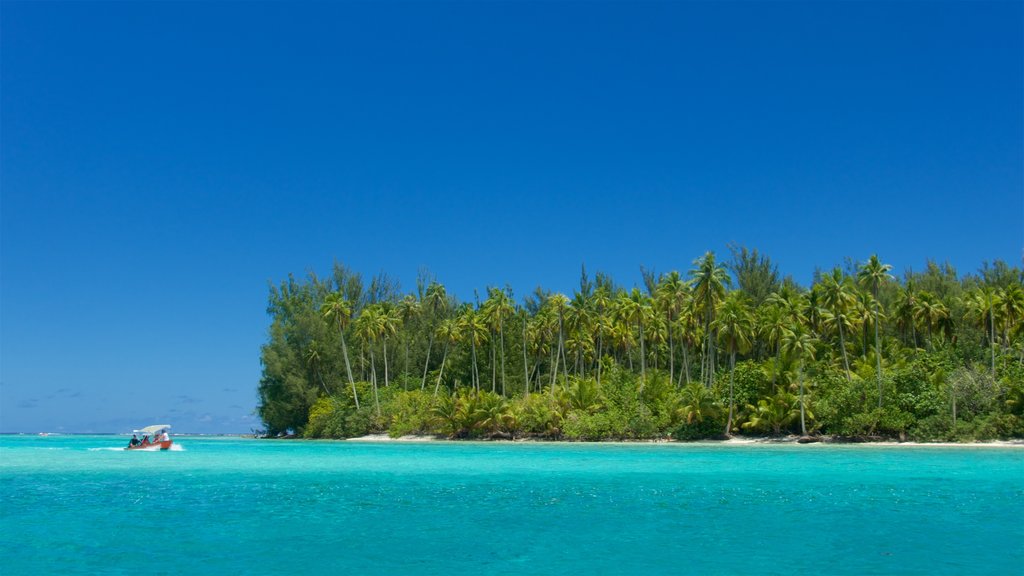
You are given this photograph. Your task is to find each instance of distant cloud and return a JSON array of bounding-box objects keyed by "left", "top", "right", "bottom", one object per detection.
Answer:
[
  {"left": 222, "top": 387, "right": 238, "bottom": 393},
  {"left": 18, "top": 399, "right": 38, "bottom": 409},
  {"left": 176, "top": 395, "right": 199, "bottom": 405}
]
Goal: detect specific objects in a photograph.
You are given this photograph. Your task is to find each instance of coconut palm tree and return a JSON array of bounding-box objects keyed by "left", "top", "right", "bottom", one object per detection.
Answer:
[
  {"left": 354, "top": 305, "right": 383, "bottom": 416},
  {"left": 564, "top": 291, "right": 593, "bottom": 376},
  {"left": 458, "top": 306, "right": 489, "bottom": 392},
  {"left": 857, "top": 254, "right": 892, "bottom": 407},
  {"left": 782, "top": 326, "right": 817, "bottom": 436},
  {"left": 913, "top": 291, "right": 948, "bottom": 350},
  {"left": 433, "top": 317, "right": 461, "bottom": 397},
  {"left": 378, "top": 303, "right": 399, "bottom": 388},
  {"left": 546, "top": 294, "right": 570, "bottom": 393},
  {"left": 966, "top": 286, "right": 1000, "bottom": 375},
  {"left": 656, "top": 271, "right": 689, "bottom": 383},
  {"left": 396, "top": 294, "right": 421, "bottom": 384},
  {"left": 481, "top": 287, "right": 515, "bottom": 395},
  {"left": 819, "top": 268, "right": 856, "bottom": 380},
  {"left": 591, "top": 286, "right": 612, "bottom": 385},
  {"left": 690, "top": 252, "right": 730, "bottom": 388},
  {"left": 321, "top": 291, "right": 359, "bottom": 409},
  {"left": 714, "top": 291, "right": 753, "bottom": 435},
  {"left": 420, "top": 282, "right": 448, "bottom": 390},
  {"left": 893, "top": 279, "right": 919, "bottom": 347}
]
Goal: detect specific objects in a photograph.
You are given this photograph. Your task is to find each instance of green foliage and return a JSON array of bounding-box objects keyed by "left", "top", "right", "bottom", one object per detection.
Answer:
[{"left": 258, "top": 258, "right": 1024, "bottom": 442}]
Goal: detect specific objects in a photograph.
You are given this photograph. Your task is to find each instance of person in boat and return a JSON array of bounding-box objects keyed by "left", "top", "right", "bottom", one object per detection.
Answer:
[
  {"left": 128, "top": 434, "right": 141, "bottom": 447},
  {"left": 156, "top": 430, "right": 170, "bottom": 443},
  {"left": 140, "top": 435, "right": 150, "bottom": 446}
]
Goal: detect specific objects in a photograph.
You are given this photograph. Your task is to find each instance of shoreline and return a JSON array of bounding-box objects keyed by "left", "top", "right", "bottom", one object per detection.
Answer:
[{"left": 342, "top": 434, "right": 1024, "bottom": 448}]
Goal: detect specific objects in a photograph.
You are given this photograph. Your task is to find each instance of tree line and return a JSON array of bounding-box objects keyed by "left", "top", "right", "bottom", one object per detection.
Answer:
[{"left": 257, "top": 249, "right": 1024, "bottom": 441}]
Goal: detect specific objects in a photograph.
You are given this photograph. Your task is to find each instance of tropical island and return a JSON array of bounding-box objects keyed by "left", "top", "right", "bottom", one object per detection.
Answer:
[{"left": 257, "top": 249, "right": 1024, "bottom": 443}]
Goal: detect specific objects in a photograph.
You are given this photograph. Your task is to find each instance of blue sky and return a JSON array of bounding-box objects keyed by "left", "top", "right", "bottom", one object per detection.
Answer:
[{"left": 2, "top": 1, "right": 1021, "bottom": 433}]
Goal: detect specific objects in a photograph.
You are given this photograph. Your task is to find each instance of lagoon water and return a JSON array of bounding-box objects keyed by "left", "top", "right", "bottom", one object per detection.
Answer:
[{"left": 1, "top": 436, "right": 1021, "bottom": 575}]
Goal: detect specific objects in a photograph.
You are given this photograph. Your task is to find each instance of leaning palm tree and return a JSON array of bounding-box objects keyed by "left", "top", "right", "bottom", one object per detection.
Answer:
[
  {"left": 782, "top": 326, "right": 817, "bottom": 436},
  {"left": 857, "top": 254, "right": 892, "bottom": 407},
  {"left": 689, "top": 252, "right": 730, "bottom": 388},
  {"left": 714, "top": 291, "right": 753, "bottom": 435},
  {"left": 321, "top": 291, "right": 359, "bottom": 409}
]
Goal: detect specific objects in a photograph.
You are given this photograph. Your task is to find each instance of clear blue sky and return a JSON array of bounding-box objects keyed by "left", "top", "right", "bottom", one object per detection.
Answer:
[{"left": 2, "top": 1, "right": 1021, "bottom": 433}]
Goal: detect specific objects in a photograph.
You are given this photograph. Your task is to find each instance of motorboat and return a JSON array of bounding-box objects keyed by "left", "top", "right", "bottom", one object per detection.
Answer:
[{"left": 126, "top": 424, "right": 173, "bottom": 450}]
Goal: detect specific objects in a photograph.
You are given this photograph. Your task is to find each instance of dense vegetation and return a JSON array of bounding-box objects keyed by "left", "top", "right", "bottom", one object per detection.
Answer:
[{"left": 257, "top": 249, "right": 1024, "bottom": 442}]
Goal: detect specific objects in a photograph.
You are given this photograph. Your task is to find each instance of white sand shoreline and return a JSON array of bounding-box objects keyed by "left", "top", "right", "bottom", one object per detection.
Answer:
[{"left": 343, "top": 434, "right": 1024, "bottom": 448}]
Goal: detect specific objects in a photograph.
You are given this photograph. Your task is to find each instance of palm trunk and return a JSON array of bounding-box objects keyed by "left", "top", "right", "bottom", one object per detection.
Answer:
[
  {"left": 798, "top": 360, "right": 807, "bottom": 436},
  {"left": 490, "top": 332, "right": 497, "bottom": 393},
  {"left": 522, "top": 321, "right": 529, "bottom": 396},
  {"left": 499, "top": 321, "right": 507, "bottom": 396},
  {"left": 339, "top": 330, "right": 359, "bottom": 409},
  {"left": 420, "top": 331, "right": 435, "bottom": 390},
  {"left": 370, "top": 348, "right": 381, "bottom": 417},
  {"left": 668, "top": 318, "right": 675, "bottom": 384},
  {"left": 638, "top": 318, "right": 646, "bottom": 380},
  {"left": 873, "top": 307, "right": 883, "bottom": 408},
  {"left": 382, "top": 338, "right": 389, "bottom": 388},
  {"left": 725, "top": 350, "right": 735, "bottom": 436},
  {"left": 471, "top": 336, "right": 479, "bottom": 392},
  {"left": 990, "top": 311, "right": 996, "bottom": 375},
  {"left": 433, "top": 342, "right": 450, "bottom": 397},
  {"left": 839, "top": 323, "right": 851, "bottom": 382}
]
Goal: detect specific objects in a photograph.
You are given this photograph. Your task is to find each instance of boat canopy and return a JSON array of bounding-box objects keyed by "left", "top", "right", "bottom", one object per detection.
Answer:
[{"left": 135, "top": 425, "right": 171, "bottom": 435}]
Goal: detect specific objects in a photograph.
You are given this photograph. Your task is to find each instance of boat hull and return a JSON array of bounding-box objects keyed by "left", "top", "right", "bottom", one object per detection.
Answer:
[{"left": 125, "top": 440, "right": 173, "bottom": 451}]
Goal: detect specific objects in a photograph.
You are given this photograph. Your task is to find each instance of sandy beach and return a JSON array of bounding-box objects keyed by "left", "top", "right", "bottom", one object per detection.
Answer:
[{"left": 345, "top": 434, "right": 1024, "bottom": 448}]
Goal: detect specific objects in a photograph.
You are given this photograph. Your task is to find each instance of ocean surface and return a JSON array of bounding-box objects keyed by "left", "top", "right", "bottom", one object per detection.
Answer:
[{"left": 1, "top": 436, "right": 1021, "bottom": 575}]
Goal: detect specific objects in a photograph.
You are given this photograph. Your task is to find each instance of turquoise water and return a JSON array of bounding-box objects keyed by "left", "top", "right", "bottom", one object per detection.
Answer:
[{"left": 1, "top": 436, "right": 1021, "bottom": 575}]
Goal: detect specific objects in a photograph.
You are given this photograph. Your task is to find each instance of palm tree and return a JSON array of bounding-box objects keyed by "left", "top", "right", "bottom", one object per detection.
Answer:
[
  {"left": 304, "top": 339, "right": 332, "bottom": 397},
  {"left": 966, "top": 286, "right": 1000, "bottom": 375},
  {"left": 482, "top": 287, "right": 515, "bottom": 394},
  {"left": 591, "top": 286, "right": 612, "bottom": 386},
  {"left": 420, "top": 282, "right": 448, "bottom": 390},
  {"left": 913, "top": 291, "right": 948, "bottom": 350},
  {"left": 714, "top": 291, "right": 753, "bottom": 435},
  {"left": 819, "top": 268, "right": 856, "bottom": 380},
  {"left": 782, "top": 326, "right": 817, "bottom": 436},
  {"left": 857, "top": 254, "right": 892, "bottom": 407},
  {"left": 547, "top": 293, "right": 570, "bottom": 393},
  {"left": 433, "top": 318, "right": 461, "bottom": 397},
  {"left": 690, "top": 252, "right": 730, "bottom": 388},
  {"left": 564, "top": 291, "right": 593, "bottom": 376},
  {"left": 378, "top": 303, "right": 399, "bottom": 388},
  {"left": 396, "top": 294, "right": 421, "bottom": 384},
  {"left": 458, "top": 306, "right": 488, "bottom": 392},
  {"left": 656, "top": 271, "right": 688, "bottom": 384},
  {"left": 321, "top": 291, "right": 359, "bottom": 409},
  {"left": 354, "top": 305, "right": 382, "bottom": 416},
  {"left": 893, "top": 279, "right": 919, "bottom": 346}
]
